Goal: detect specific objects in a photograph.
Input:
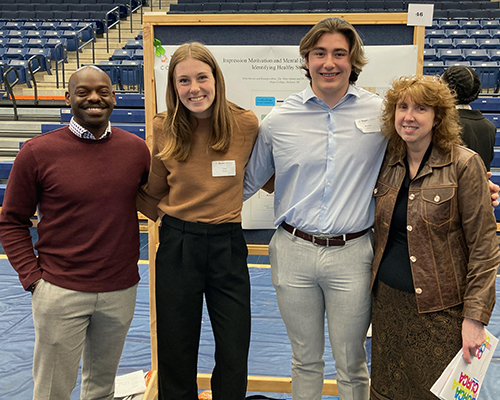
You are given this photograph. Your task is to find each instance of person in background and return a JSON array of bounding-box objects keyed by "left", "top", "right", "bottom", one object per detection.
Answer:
[
  {"left": 0, "top": 65, "right": 151, "bottom": 400},
  {"left": 441, "top": 65, "right": 496, "bottom": 171},
  {"left": 137, "top": 42, "right": 259, "bottom": 400},
  {"left": 370, "top": 75, "right": 499, "bottom": 400},
  {"left": 244, "top": 17, "right": 386, "bottom": 400}
]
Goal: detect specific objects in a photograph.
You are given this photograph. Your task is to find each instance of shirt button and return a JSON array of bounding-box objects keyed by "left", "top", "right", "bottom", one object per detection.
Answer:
[
  {"left": 409, "top": 193, "right": 415, "bottom": 200},
  {"left": 373, "top": 188, "right": 378, "bottom": 194},
  {"left": 329, "top": 156, "right": 333, "bottom": 161},
  {"left": 329, "top": 131, "right": 333, "bottom": 135},
  {"left": 410, "top": 256, "right": 417, "bottom": 262},
  {"left": 434, "top": 195, "right": 440, "bottom": 202},
  {"left": 415, "top": 288, "right": 423, "bottom": 294},
  {"left": 323, "top": 206, "right": 327, "bottom": 210},
  {"left": 407, "top": 225, "right": 413, "bottom": 232},
  {"left": 327, "top": 182, "right": 331, "bottom": 186}
]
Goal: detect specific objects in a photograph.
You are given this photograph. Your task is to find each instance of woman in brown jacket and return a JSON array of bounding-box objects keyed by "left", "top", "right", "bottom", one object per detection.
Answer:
[{"left": 370, "top": 75, "right": 499, "bottom": 400}]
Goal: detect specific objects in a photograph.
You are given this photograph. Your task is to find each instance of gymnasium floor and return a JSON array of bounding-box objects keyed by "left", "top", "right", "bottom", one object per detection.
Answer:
[{"left": 0, "top": 231, "right": 499, "bottom": 399}]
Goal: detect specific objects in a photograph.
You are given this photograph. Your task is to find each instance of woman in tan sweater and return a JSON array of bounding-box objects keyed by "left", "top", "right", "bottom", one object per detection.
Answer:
[{"left": 138, "top": 42, "right": 259, "bottom": 400}]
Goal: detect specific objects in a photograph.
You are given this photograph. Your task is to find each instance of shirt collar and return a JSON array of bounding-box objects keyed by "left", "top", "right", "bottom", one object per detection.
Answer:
[
  {"left": 303, "top": 83, "right": 358, "bottom": 107},
  {"left": 69, "top": 117, "right": 112, "bottom": 140}
]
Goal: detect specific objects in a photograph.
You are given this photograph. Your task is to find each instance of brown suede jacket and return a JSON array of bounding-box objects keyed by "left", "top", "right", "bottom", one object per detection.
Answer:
[{"left": 372, "top": 144, "right": 499, "bottom": 325}]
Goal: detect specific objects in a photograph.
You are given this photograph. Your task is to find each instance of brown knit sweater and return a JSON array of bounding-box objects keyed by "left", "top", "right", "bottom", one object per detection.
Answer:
[{"left": 139, "top": 109, "right": 259, "bottom": 224}]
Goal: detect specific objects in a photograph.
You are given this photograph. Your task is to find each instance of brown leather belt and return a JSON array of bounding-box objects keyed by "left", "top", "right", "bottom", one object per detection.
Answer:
[{"left": 281, "top": 221, "right": 369, "bottom": 247}]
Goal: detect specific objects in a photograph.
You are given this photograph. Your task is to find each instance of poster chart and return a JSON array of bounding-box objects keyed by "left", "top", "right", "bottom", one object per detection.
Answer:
[{"left": 154, "top": 45, "right": 418, "bottom": 229}]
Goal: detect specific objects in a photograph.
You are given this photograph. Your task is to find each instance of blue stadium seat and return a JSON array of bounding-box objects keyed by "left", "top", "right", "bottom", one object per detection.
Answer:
[
  {"left": 60, "top": 108, "right": 146, "bottom": 123},
  {"left": 0, "top": 38, "right": 6, "bottom": 48},
  {"left": 491, "top": 149, "right": 500, "bottom": 168},
  {"left": 444, "top": 61, "right": 471, "bottom": 67},
  {"left": 423, "top": 48, "right": 438, "bottom": 61},
  {"left": 97, "top": 60, "right": 120, "bottom": 84},
  {"left": 439, "top": 19, "right": 461, "bottom": 30},
  {"left": 6, "top": 60, "right": 31, "bottom": 88},
  {"left": 184, "top": 3, "right": 203, "bottom": 12},
  {"left": 429, "top": 38, "right": 453, "bottom": 49},
  {"left": 3, "top": 21, "right": 23, "bottom": 30},
  {"left": 459, "top": 19, "right": 482, "bottom": 30},
  {"left": 39, "top": 22, "right": 60, "bottom": 31},
  {"left": 43, "top": 31, "right": 61, "bottom": 40},
  {"left": 481, "top": 19, "right": 500, "bottom": 30},
  {"left": 25, "top": 31, "right": 43, "bottom": 40},
  {"left": 488, "top": 49, "right": 500, "bottom": 61},
  {"left": 6, "top": 30, "right": 25, "bottom": 39},
  {"left": 477, "top": 38, "right": 500, "bottom": 49},
  {"left": 470, "top": 96, "right": 500, "bottom": 111},
  {"left": 26, "top": 48, "right": 52, "bottom": 74},
  {"left": 445, "top": 29, "right": 469, "bottom": 39},
  {"left": 118, "top": 60, "right": 143, "bottom": 91},
  {"left": 60, "top": 31, "right": 81, "bottom": 52},
  {"left": 132, "top": 49, "right": 143, "bottom": 61},
  {"left": 25, "top": 38, "right": 48, "bottom": 48},
  {"left": 438, "top": 49, "right": 464, "bottom": 62},
  {"left": 471, "top": 61, "right": 499, "bottom": 91},
  {"left": 110, "top": 49, "right": 134, "bottom": 61},
  {"left": 6, "top": 38, "right": 28, "bottom": 48},
  {"left": 385, "top": 1, "right": 405, "bottom": 12},
  {"left": 463, "top": 48, "right": 490, "bottom": 61},
  {"left": 423, "top": 61, "right": 445, "bottom": 76},
  {"left": 469, "top": 29, "right": 492, "bottom": 39},
  {"left": 123, "top": 39, "right": 142, "bottom": 49},
  {"left": 425, "top": 29, "right": 446, "bottom": 39},
  {"left": 0, "top": 161, "right": 13, "bottom": 179},
  {"left": 57, "top": 22, "right": 78, "bottom": 31},
  {"left": 483, "top": 114, "right": 500, "bottom": 128},
  {"left": 168, "top": 3, "right": 185, "bottom": 13},
  {"left": 452, "top": 38, "right": 477, "bottom": 49},
  {"left": 201, "top": 3, "right": 220, "bottom": 13},
  {"left": 115, "top": 93, "right": 145, "bottom": 107},
  {"left": 4, "top": 48, "right": 28, "bottom": 60},
  {"left": 46, "top": 38, "right": 68, "bottom": 62}
]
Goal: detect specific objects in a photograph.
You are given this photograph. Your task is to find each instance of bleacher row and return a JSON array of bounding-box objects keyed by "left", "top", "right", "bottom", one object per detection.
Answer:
[
  {"left": 422, "top": 19, "right": 500, "bottom": 92},
  {"left": 0, "top": 21, "right": 95, "bottom": 88},
  {"left": 167, "top": 0, "right": 500, "bottom": 16}
]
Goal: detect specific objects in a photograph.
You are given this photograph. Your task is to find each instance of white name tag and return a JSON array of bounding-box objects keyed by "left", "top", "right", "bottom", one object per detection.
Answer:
[
  {"left": 355, "top": 117, "right": 381, "bottom": 133},
  {"left": 212, "top": 160, "right": 236, "bottom": 177}
]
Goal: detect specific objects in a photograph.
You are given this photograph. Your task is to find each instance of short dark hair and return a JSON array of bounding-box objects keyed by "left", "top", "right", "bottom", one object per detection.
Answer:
[{"left": 441, "top": 65, "right": 481, "bottom": 105}]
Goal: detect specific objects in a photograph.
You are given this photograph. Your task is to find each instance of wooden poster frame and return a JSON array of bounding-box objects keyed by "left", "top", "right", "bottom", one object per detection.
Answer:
[{"left": 141, "top": 13, "right": 424, "bottom": 400}]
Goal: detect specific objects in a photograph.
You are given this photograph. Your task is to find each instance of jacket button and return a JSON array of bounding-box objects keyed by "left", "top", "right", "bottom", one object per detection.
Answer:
[
  {"left": 407, "top": 225, "right": 413, "bottom": 232},
  {"left": 410, "top": 256, "right": 417, "bottom": 262},
  {"left": 434, "top": 195, "right": 440, "bottom": 202},
  {"left": 409, "top": 193, "right": 415, "bottom": 200},
  {"left": 415, "top": 288, "right": 423, "bottom": 294},
  {"left": 373, "top": 188, "right": 378, "bottom": 194}
]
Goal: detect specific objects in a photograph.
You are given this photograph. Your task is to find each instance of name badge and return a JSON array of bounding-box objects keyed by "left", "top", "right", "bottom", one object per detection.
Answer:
[
  {"left": 355, "top": 117, "right": 381, "bottom": 133},
  {"left": 212, "top": 160, "right": 236, "bottom": 177}
]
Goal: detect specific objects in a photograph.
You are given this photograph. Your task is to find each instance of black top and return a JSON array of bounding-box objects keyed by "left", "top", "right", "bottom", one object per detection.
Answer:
[
  {"left": 458, "top": 108, "right": 496, "bottom": 171},
  {"left": 377, "top": 144, "right": 433, "bottom": 293}
]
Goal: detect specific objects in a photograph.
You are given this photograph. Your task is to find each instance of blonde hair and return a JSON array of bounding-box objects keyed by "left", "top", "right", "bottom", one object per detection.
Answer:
[
  {"left": 158, "top": 42, "right": 240, "bottom": 162},
  {"left": 299, "top": 17, "right": 368, "bottom": 84},
  {"left": 381, "top": 75, "right": 463, "bottom": 158}
]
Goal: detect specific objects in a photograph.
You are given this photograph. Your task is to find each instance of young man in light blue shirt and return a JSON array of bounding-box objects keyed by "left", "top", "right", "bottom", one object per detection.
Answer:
[{"left": 244, "top": 17, "right": 386, "bottom": 400}]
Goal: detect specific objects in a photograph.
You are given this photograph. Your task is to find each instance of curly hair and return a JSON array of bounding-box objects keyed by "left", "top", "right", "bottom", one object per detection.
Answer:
[
  {"left": 441, "top": 65, "right": 481, "bottom": 105},
  {"left": 381, "top": 75, "right": 463, "bottom": 158},
  {"left": 299, "top": 17, "right": 368, "bottom": 84},
  {"left": 157, "top": 42, "right": 240, "bottom": 162}
]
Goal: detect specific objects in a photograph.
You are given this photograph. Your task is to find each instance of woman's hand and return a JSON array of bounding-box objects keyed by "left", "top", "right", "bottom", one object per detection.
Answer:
[
  {"left": 461, "top": 318, "right": 485, "bottom": 364},
  {"left": 487, "top": 172, "right": 499, "bottom": 207}
]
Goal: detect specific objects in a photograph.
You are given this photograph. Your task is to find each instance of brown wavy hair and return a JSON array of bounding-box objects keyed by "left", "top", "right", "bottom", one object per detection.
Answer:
[
  {"left": 299, "top": 17, "right": 368, "bottom": 84},
  {"left": 381, "top": 75, "right": 463, "bottom": 158},
  {"left": 157, "top": 42, "right": 241, "bottom": 162}
]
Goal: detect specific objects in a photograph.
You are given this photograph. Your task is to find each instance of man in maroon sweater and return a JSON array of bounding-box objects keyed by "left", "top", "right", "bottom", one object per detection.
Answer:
[{"left": 0, "top": 66, "right": 150, "bottom": 400}]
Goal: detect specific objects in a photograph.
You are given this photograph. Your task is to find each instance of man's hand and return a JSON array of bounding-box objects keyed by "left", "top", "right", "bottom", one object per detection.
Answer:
[
  {"left": 462, "top": 318, "right": 485, "bottom": 364},
  {"left": 487, "top": 172, "right": 499, "bottom": 207}
]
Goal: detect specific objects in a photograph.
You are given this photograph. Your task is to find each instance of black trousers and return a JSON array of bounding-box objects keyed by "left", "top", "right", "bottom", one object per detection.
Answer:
[{"left": 156, "top": 215, "right": 251, "bottom": 400}]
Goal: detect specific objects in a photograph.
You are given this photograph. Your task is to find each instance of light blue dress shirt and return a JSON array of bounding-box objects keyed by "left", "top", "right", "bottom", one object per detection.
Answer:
[{"left": 243, "top": 84, "right": 387, "bottom": 235}]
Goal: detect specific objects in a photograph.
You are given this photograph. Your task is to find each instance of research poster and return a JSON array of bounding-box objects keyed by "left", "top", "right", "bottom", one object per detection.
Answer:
[{"left": 154, "top": 45, "right": 418, "bottom": 229}]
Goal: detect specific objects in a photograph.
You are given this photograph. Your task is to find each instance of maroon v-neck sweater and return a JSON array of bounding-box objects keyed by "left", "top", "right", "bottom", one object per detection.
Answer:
[{"left": 0, "top": 126, "right": 150, "bottom": 292}]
